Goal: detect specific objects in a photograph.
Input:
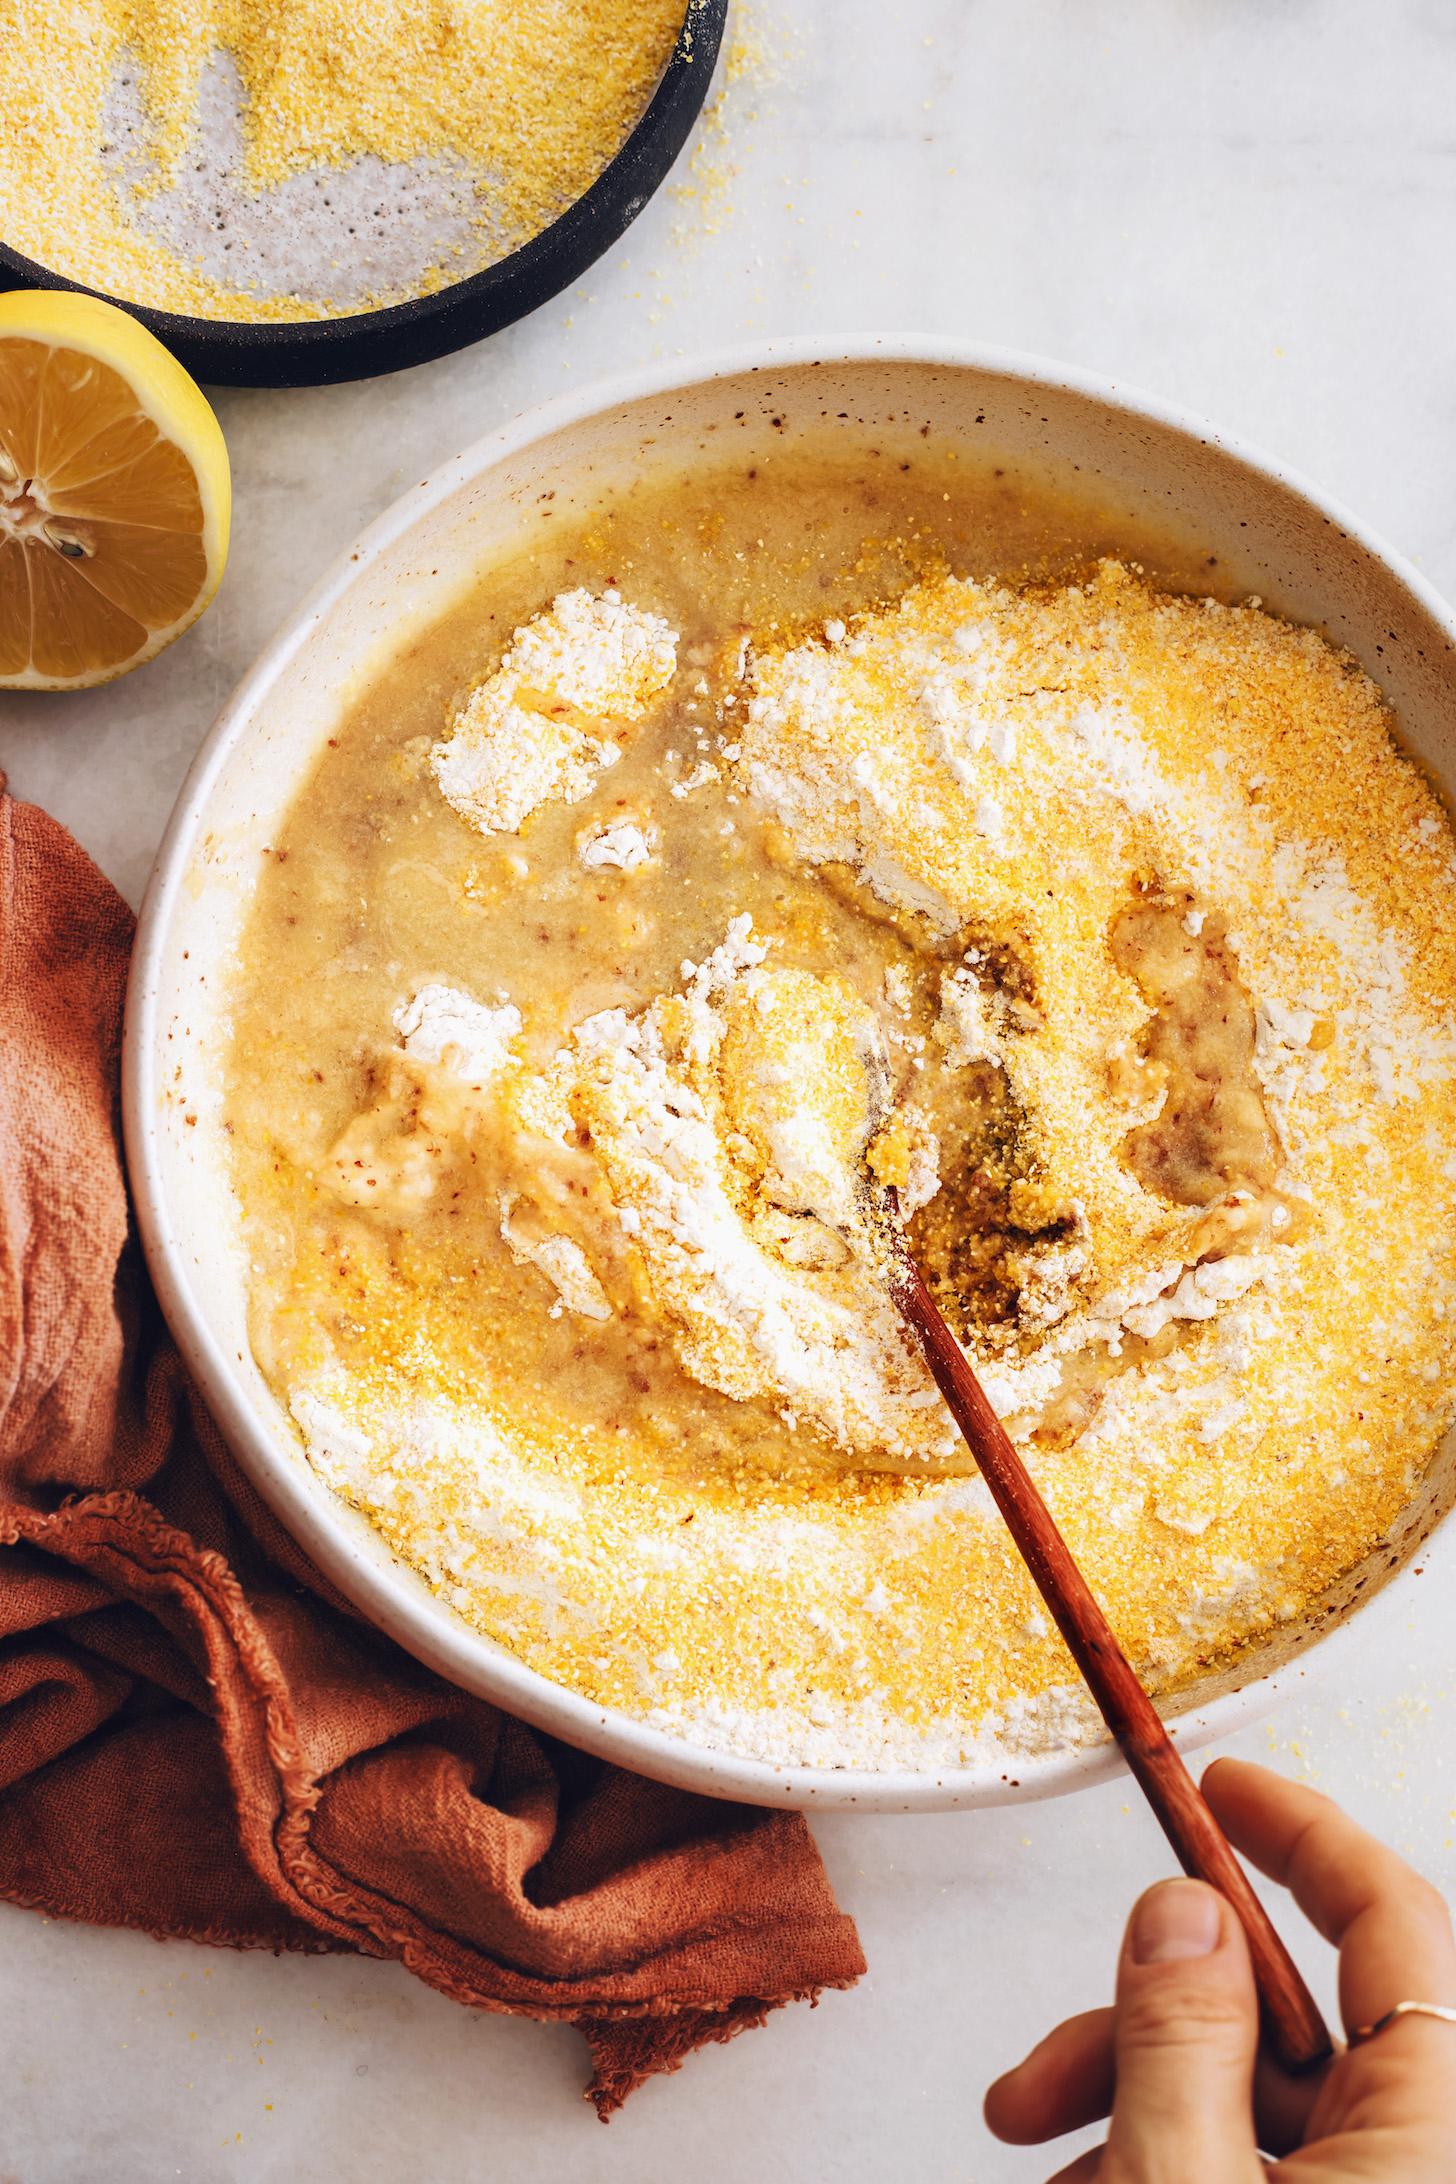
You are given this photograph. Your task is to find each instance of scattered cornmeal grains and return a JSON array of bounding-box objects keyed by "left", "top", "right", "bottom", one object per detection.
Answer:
[
  {"left": 227, "top": 545, "right": 1456, "bottom": 1774},
  {"left": 0, "top": 0, "right": 687, "bottom": 320}
]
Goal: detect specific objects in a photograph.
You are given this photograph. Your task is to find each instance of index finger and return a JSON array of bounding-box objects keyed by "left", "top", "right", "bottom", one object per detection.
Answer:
[{"left": 1201, "top": 1757, "right": 1456, "bottom": 2039}]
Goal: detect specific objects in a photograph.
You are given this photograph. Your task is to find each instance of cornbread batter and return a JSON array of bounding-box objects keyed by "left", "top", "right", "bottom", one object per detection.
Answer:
[{"left": 227, "top": 453, "right": 1456, "bottom": 1770}]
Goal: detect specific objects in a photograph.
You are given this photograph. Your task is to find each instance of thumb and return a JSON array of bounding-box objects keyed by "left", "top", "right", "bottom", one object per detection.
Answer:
[{"left": 1103, "top": 1879, "right": 1263, "bottom": 2183}]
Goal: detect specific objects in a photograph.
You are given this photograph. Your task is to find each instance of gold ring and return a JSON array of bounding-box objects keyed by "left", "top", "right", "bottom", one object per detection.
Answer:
[{"left": 1349, "top": 2001, "right": 1456, "bottom": 2045}]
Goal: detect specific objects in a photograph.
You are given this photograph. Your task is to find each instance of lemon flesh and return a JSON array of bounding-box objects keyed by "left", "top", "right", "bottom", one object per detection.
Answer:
[{"left": 0, "top": 291, "right": 230, "bottom": 690}]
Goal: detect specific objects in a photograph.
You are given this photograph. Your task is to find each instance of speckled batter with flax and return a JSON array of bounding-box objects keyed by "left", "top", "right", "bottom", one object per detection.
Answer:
[{"left": 225, "top": 480, "right": 1456, "bottom": 1774}]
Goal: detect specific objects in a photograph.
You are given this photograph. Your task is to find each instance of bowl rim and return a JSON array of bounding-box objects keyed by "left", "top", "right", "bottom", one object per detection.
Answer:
[
  {"left": 0, "top": 0, "right": 727, "bottom": 389},
  {"left": 123, "top": 331, "right": 1456, "bottom": 1811}
]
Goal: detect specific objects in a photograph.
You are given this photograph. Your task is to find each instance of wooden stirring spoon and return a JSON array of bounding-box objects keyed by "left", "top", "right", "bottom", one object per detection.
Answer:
[{"left": 882, "top": 1190, "right": 1334, "bottom": 2075}]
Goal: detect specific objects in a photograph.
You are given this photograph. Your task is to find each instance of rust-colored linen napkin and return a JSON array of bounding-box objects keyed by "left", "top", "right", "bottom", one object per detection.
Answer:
[{"left": 0, "top": 781, "right": 864, "bottom": 2117}]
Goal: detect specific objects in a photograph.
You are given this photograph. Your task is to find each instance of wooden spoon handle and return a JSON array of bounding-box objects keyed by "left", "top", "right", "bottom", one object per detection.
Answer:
[{"left": 894, "top": 1247, "right": 1334, "bottom": 2074}]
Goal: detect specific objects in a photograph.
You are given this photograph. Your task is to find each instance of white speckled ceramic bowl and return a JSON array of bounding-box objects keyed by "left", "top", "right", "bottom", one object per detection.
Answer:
[{"left": 124, "top": 337, "right": 1456, "bottom": 1811}]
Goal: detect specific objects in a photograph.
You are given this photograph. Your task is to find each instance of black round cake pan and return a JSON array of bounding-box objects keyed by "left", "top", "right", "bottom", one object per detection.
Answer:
[{"left": 0, "top": 0, "right": 726, "bottom": 389}]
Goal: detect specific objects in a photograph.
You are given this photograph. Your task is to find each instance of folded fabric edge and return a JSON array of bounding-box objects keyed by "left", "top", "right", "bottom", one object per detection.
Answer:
[
  {"left": 0, "top": 1878, "right": 344, "bottom": 1957},
  {"left": 581, "top": 1982, "right": 856, "bottom": 2122},
  {"left": 0, "top": 1489, "right": 867, "bottom": 2104},
  {"left": 0, "top": 1874, "right": 857, "bottom": 2119}
]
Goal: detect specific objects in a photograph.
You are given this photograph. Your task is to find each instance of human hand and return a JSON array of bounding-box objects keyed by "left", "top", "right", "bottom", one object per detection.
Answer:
[{"left": 983, "top": 1758, "right": 1456, "bottom": 2180}]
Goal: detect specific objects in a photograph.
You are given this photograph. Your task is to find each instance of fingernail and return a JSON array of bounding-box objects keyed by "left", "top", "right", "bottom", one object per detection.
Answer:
[{"left": 1132, "top": 1881, "right": 1222, "bottom": 1964}]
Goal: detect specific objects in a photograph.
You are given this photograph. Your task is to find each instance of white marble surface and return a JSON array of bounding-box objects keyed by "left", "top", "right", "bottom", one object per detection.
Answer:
[{"left": 3, "top": 1, "right": 1456, "bottom": 2175}]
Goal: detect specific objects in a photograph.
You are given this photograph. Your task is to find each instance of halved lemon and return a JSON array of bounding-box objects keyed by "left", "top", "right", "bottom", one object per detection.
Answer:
[{"left": 0, "top": 291, "right": 230, "bottom": 690}]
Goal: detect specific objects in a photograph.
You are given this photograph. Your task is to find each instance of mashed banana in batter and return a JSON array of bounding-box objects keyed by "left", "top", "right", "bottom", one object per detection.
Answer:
[{"left": 227, "top": 481, "right": 1456, "bottom": 1773}]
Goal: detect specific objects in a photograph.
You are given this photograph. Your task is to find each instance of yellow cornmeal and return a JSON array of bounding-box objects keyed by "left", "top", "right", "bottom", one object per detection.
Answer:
[
  {"left": 226, "top": 536, "right": 1456, "bottom": 1773},
  {"left": 1, "top": 0, "right": 685, "bottom": 320}
]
